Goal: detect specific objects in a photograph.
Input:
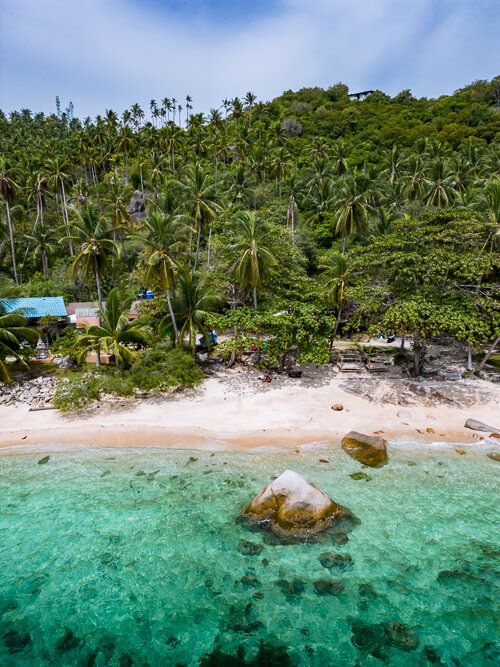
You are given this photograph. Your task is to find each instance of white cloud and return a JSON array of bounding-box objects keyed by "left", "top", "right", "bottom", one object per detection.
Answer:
[{"left": 0, "top": 0, "right": 498, "bottom": 118}]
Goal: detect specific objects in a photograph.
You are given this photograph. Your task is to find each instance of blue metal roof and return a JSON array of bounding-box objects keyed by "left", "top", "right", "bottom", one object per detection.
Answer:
[{"left": 0, "top": 297, "right": 67, "bottom": 318}]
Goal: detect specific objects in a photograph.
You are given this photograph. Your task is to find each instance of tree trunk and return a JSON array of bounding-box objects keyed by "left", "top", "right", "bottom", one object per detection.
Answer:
[
  {"left": 60, "top": 180, "right": 74, "bottom": 256},
  {"left": 5, "top": 201, "right": 18, "bottom": 284},
  {"left": 466, "top": 343, "right": 473, "bottom": 371},
  {"left": 412, "top": 335, "right": 426, "bottom": 377},
  {"left": 478, "top": 336, "right": 500, "bottom": 371},
  {"left": 253, "top": 285, "right": 257, "bottom": 308},
  {"left": 93, "top": 256, "right": 103, "bottom": 310},
  {"left": 207, "top": 226, "right": 212, "bottom": 271},
  {"left": 341, "top": 234, "right": 347, "bottom": 254},
  {"left": 166, "top": 288, "right": 178, "bottom": 343},
  {"left": 194, "top": 224, "right": 202, "bottom": 270},
  {"left": 95, "top": 349, "right": 101, "bottom": 367},
  {"left": 41, "top": 247, "right": 49, "bottom": 279}
]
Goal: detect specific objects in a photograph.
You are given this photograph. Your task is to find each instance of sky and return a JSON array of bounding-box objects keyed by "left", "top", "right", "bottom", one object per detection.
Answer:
[{"left": 0, "top": 0, "right": 499, "bottom": 119}]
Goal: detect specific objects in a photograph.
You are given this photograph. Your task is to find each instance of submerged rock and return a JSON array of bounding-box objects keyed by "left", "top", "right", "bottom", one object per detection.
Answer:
[
  {"left": 241, "top": 469, "right": 353, "bottom": 539},
  {"left": 237, "top": 540, "right": 263, "bottom": 556},
  {"left": 384, "top": 621, "right": 419, "bottom": 651},
  {"left": 313, "top": 579, "right": 344, "bottom": 596},
  {"left": 275, "top": 578, "right": 305, "bottom": 600},
  {"left": 37, "top": 455, "right": 50, "bottom": 465},
  {"left": 341, "top": 432, "right": 388, "bottom": 467},
  {"left": 487, "top": 452, "right": 500, "bottom": 462},
  {"left": 350, "top": 619, "right": 419, "bottom": 658},
  {"left": 2, "top": 629, "right": 32, "bottom": 654},
  {"left": 319, "top": 552, "right": 353, "bottom": 571},
  {"left": 350, "top": 472, "right": 372, "bottom": 481}
]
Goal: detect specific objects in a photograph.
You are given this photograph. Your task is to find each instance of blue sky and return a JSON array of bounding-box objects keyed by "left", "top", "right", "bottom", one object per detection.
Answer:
[{"left": 0, "top": 0, "right": 498, "bottom": 119}]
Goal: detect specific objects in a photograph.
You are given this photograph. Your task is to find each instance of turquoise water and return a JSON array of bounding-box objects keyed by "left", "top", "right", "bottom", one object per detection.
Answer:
[{"left": 0, "top": 445, "right": 498, "bottom": 666}]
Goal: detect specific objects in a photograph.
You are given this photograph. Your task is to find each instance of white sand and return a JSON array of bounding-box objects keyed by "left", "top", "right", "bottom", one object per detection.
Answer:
[{"left": 1, "top": 370, "right": 499, "bottom": 453}]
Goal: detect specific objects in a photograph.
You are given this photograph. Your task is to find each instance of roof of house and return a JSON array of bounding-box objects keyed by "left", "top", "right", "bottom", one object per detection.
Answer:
[
  {"left": 75, "top": 307, "right": 99, "bottom": 317},
  {"left": 0, "top": 297, "right": 67, "bottom": 318}
]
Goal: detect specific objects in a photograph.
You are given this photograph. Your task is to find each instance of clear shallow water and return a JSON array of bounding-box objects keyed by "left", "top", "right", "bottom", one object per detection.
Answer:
[{"left": 0, "top": 445, "right": 498, "bottom": 666}]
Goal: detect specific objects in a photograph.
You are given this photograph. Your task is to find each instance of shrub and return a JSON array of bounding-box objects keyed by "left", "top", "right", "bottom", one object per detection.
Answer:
[
  {"left": 53, "top": 373, "right": 101, "bottom": 411},
  {"left": 130, "top": 347, "right": 203, "bottom": 392}
]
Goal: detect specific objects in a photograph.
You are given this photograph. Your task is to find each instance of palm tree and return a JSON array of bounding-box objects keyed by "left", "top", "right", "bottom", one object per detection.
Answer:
[
  {"left": 25, "top": 224, "right": 56, "bottom": 279},
  {"left": 0, "top": 163, "right": 19, "bottom": 283},
  {"left": 132, "top": 209, "right": 187, "bottom": 343},
  {"left": 473, "top": 178, "right": 500, "bottom": 224},
  {"left": 320, "top": 251, "right": 349, "bottom": 339},
  {"left": 230, "top": 211, "right": 277, "bottom": 308},
  {"left": 63, "top": 201, "right": 119, "bottom": 309},
  {"left": 174, "top": 162, "right": 220, "bottom": 269},
  {"left": 424, "top": 159, "right": 454, "bottom": 208},
  {"left": 0, "top": 285, "right": 38, "bottom": 383},
  {"left": 48, "top": 156, "right": 73, "bottom": 255},
  {"left": 166, "top": 270, "right": 221, "bottom": 354},
  {"left": 76, "top": 289, "right": 151, "bottom": 368},
  {"left": 332, "top": 175, "right": 371, "bottom": 250}
]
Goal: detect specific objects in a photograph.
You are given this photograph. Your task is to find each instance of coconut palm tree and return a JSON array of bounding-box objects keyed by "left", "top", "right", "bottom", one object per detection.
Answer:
[
  {"left": 132, "top": 209, "right": 187, "bottom": 343},
  {"left": 320, "top": 251, "right": 349, "bottom": 338},
  {"left": 164, "top": 270, "right": 221, "bottom": 354},
  {"left": 48, "top": 156, "right": 73, "bottom": 255},
  {"left": 25, "top": 224, "right": 56, "bottom": 279},
  {"left": 0, "top": 283, "right": 38, "bottom": 383},
  {"left": 0, "top": 163, "right": 19, "bottom": 283},
  {"left": 332, "top": 175, "right": 371, "bottom": 250},
  {"left": 174, "top": 162, "right": 221, "bottom": 268},
  {"left": 76, "top": 289, "right": 151, "bottom": 368},
  {"left": 62, "top": 201, "right": 119, "bottom": 309},
  {"left": 230, "top": 211, "right": 277, "bottom": 308}
]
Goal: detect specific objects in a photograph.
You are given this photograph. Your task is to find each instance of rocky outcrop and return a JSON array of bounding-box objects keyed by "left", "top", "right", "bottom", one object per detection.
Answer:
[
  {"left": 341, "top": 431, "right": 388, "bottom": 467},
  {"left": 241, "top": 470, "right": 352, "bottom": 539},
  {"left": 465, "top": 418, "right": 499, "bottom": 433},
  {"left": 0, "top": 376, "right": 57, "bottom": 409}
]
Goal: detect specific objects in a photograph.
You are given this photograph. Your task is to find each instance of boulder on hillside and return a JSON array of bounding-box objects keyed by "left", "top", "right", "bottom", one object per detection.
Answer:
[
  {"left": 465, "top": 418, "right": 500, "bottom": 433},
  {"left": 341, "top": 431, "right": 388, "bottom": 467},
  {"left": 241, "top": 470, "right": 353, "bottom": 539}
]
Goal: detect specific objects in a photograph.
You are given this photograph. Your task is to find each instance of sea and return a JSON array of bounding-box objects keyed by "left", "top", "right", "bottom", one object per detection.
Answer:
[{"left": 0, "top": 442, "right": 498, "bottom": 666}]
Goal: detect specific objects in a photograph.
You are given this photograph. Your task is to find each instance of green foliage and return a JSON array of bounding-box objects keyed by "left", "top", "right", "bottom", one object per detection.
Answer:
[{"left": 129, "top": 347, "right": 203, "bottom": 391}]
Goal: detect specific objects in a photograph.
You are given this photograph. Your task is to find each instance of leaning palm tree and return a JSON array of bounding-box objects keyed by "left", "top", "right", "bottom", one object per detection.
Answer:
[
  {"left": 0, "top": 282, "right": 38, "bottom": 383},
  {"left": 132, "top": 209, "right": 187, "bottom": 343},
  {"left": 62, "top": 201, "right": 119, "bottom": 309},
  {"left": 76, "top": 289, "right": 151, "bottom": 368},
  {"left": 230, "top": 211, "right": 277, "bottom": 308},
  {"left": 164, "top": 270, "right": 221, "bottom": 354}
]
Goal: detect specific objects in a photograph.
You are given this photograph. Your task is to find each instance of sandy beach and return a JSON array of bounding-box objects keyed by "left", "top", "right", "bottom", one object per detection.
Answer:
[{"left": 1, "top": 366, "right": 499, "bottom": 454}]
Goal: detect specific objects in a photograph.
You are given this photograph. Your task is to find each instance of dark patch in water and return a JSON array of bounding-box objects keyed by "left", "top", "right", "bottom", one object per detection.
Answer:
[
  {"left": 241, "top": 575, "right": 260, "bottom": 588},
  {"left": 350, "top": 619, "right": 419, "bottom": 659},
  {"left": 313, "top": 579, "right": 344, "bottom": 596},
  {"left": 201, "top": 640, "right": 296, "bottom": 665},
  {"left": 350, "top": 472, "right": 372, "bottom": 481},
  {"left": 2, "top": 628, "right": 32, "bottom": 654},
  {"left": 37, "top": 455, "right": 50, "bottom": 465},
  {"left": 101, "top": 470, "right": 111, "bottom": 477},
  {"left": 275, "top": 578, "right": 305, "bottom": 601},
  {"left": 55, "top": 627, "right": 83, "bottom": 653},
  {"left": 238, "top": 540, "right": 263, "bottom": 556},
  {"left": 423, "top": 645, "right": 444, "bottom": 664},
  {"left": 319, "top": 552, "right": 353, "bottom": 571}
]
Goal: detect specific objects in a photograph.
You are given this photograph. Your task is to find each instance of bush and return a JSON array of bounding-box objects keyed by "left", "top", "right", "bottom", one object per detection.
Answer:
[
  {"left": 130, "top": 347, "right": 203, "bottom": 392},
  {"left": 53, "top": 370, "right": 134, "bottom": 411},
  {"left": 53, "top": 373, "right": 101, "bottom": 411}
]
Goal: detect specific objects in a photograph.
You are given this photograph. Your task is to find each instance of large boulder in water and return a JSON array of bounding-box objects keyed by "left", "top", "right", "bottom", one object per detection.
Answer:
[
  {"left": 241, "top": 470, "right": 352, "bottom": 539},
  {"left": 341, "top": 431, "right": 388, "bottom": 467}
]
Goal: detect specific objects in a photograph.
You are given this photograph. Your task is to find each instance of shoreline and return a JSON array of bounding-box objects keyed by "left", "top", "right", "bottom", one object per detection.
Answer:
[{"left": 1, "top": 370, "right": 499, "bottom": 455}]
